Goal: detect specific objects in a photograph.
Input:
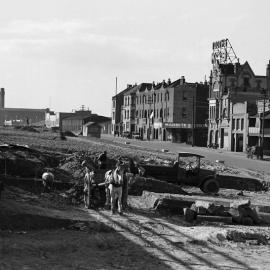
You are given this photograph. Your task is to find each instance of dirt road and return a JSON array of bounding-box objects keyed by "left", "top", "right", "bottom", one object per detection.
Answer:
[
  {"left": 1, "top": 187, "right": 270, "bottom": 270},
  {"left": 1, "top": 128, "right": 270, "bottom": 269}
]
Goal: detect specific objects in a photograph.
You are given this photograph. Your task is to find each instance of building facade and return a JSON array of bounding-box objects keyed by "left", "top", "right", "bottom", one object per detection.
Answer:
[
  {"left": 112, "top": 77, "right": 209, "bottom": 146},
  {"left": 207, "top": 39, "right": 270, "bottom": 152}
]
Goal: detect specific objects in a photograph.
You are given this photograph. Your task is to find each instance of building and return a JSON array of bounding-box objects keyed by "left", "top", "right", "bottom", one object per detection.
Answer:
[
  {"left": 83, "top": 122, "right": 102, "bottom": 138},
  {"left": 0, "top": 88, "right": 48, "bottom": 126},
  {"left": 62, "top": 113, "right": 111, "bottom": 135},
  {"left": 207, "top": 38, "right": 270, "bottom": 152},
  {"left": 112, "top": 77, "right": 209, "bottom": 146},
  {"left": 112, "top": 84, "right": 138, "bottom": 135}
]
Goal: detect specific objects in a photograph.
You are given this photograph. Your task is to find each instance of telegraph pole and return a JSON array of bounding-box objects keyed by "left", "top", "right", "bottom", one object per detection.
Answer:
[
  {"left": 192, "top": 95, "right": 195, "bottom": 147},
  {"left": 261, "top": 90, "right": 266, "bottom": 159}
]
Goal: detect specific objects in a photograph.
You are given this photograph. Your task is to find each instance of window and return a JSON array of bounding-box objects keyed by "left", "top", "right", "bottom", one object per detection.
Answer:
[
  {"left": 241, "top": 119, "right": 244, "bottom": 130},
  {"left": 232, "top": 119, "right": 235, "bottom": 130},
  {"left": 112, "top": 100, "right": 116, "bottom": 108},
  {"left": 183, "top": 91, "right": 187, "bottom": 101},
  {"left": 243, "top": 77, "right": 250, "bottom": 87},
  {"left": 112, "top": 112, "right": 115, "bottom": 120},
  {"left": 243, "top": 77, "right": 250, "bottom": 92},
  {"left": 161, "top": 93, "right": 163, "bottom": 102},
  {"left": 236, "top": 119, "right": 240, "bottom": 130},
  {"left": 182, "top": 107, "right": 187, "bottom": 118}
]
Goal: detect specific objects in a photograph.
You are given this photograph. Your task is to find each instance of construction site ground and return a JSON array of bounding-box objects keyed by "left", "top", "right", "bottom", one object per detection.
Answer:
[{"left": 1, "top": 127, "right": 270, "bottom": 270}]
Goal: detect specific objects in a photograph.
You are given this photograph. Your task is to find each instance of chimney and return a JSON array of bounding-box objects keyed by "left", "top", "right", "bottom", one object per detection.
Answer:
[
  {"left": 180, "top": 76, "right": 185, "bottom": 85},
  {"left": 0, "top": 88, "right": 5, "bottom": 109},
  {"left": 127, "top": 84, "right": 132, "bottom": 88},
  {"left": 234, "top": 62, "right": 240, "bottom": 74},
  {"left": 167, "top": 78, "right": 171, "bottom": 85},
  {"left": 267, "top": 60, "right": 270, "bottom": 78},
  {"left": 152, "top": 81, "right": 155, "bottom": 87}
]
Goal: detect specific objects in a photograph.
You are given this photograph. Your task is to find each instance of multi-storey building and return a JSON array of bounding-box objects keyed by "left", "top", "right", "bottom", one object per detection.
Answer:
[
  {"left": 207, "top": 39, "right": 270, "bottom": 152},
  {"left": 112, "top": 77, "right": 209, "bottom": 146}
]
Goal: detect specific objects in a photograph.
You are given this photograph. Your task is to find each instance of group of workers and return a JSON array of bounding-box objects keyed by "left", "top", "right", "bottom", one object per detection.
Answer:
[
  {"left": 82, "top": 151, "right": 125, "bottom": 214},
  {"left": 40, "top": 150, "right": 141, "bottom": 215}
]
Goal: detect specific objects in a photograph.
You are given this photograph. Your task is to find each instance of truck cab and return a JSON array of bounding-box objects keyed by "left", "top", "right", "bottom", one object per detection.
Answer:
[{"left": 140, "top": 152, "right": 219, "bottom": 194}]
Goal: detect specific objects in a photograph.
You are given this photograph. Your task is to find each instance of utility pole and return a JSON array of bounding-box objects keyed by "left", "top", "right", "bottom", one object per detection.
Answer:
[
  {"left": 192, "top": 95, "right": 195, "bottom": 147},
  {"left": 261, "top": 90, "right": 266, "bottom": 159}
]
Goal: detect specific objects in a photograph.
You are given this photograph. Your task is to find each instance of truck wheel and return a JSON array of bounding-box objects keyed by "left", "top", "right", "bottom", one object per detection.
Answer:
[{"left": 202, "top": 178, "right": 219, "bottom": 194}]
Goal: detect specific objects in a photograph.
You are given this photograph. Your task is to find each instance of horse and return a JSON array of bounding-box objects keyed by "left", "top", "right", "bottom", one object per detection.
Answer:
[{"left": 104, "top": 166, "right": 124, "bottom": 214}]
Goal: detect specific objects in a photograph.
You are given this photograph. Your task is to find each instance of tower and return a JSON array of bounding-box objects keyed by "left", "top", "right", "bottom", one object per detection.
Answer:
[{"left": 0, "top": 88, "right": 5, "bottom": 109}]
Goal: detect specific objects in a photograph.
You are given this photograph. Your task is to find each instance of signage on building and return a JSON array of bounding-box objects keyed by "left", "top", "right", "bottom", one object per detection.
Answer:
[
  {"left": 212, "top": 39, "right": 227, "bottom": 50},
  {"left": 163, "top": 122, "right": 192, "bottom": 129},
  {"left": 154, "top": 122, "right": 162, "bottom": 128},
  {"left": 257, "top": 100, "right": 270, "bottom": 113},
  {"left": 163, "top": 122, "right": 207, "bottom": 129}
]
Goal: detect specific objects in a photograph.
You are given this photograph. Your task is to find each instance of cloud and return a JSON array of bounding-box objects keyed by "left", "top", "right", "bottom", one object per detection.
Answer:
[{"left": 0, "top": 19, "right": 178, "bottom": 70}]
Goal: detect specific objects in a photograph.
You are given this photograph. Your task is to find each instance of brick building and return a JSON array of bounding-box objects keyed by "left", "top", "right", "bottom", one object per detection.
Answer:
[{"left": 112, "top": 77, "right": 209, "bottom": 146}]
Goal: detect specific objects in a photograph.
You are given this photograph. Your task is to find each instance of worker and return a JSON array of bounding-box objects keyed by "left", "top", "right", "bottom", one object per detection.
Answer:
[
  {"left": 42, "top": 169, "right": 54, "bottom": 193},
  {"left": 108, "top": 162, "right": 124, "bottom": 215},
  {"left": 104, "top": 169, "right": 113, "bottom": 209},
  {"left": 84, "top": 168, "right": 99, "bottom": 209},
  {"left": 98, "top": 151, "right": 107, "bottom": 170}
]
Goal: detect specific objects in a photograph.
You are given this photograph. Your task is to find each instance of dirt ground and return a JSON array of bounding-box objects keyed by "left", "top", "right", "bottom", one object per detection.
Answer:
[
  {"left": 1, "top": 128, "right": 270, "bottom": 269},
  {"left": 1, "top": 186, "right": 270, "bottom": 270}
]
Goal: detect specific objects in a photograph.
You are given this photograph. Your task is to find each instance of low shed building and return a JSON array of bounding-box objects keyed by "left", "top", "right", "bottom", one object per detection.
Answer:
[{"left": 83, "top": 122, "right": 102, "bottom": 138}]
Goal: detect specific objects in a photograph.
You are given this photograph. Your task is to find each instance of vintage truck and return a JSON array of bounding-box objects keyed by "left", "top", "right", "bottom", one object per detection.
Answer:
[{"left": 139, "top": 152, "right": 220, "bottom": 194}]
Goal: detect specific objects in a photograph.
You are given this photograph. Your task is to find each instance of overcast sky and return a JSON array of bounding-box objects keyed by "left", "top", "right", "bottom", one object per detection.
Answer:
[{"left": 0, "top": 0, "right": 270, "bottom": 116}]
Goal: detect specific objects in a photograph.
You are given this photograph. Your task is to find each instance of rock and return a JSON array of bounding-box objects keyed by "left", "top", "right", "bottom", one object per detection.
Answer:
[
  {"left": 242, "top": 217, "right": 253, "bottom": 226},
  {"left": 228, "top": 208, "right": 242, "bottom": 223},
  {"left": 196, "top": 215, "right": 233, "bottom": 224},
  {"left": 197, "top": 206, "right": 208, "bottom": 215},
  {"left": 228, "top": 205, "right": 260, "bottom": 224},
  {"left": 154, "top": 198, "right": 193, "bottom": 215},
  {"left": 183, "top": 208, "right": 196, "bottom": 222},
  {"left": 195, "top": 200, "right": 213, "bottom": 209},
  {"left": 256, "top": 212, "right": 270, "bottom": 224},
  {"left": 230, "top": 199, "right": 251, "bottom": 209}
]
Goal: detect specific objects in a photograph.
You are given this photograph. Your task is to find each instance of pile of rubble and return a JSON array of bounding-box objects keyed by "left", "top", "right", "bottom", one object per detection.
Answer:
[{"left": 183, "top": 199, "right": 261, "bottom": 225}]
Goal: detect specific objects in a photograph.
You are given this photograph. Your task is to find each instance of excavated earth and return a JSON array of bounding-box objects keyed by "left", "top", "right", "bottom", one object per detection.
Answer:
[{"left": 1, "top": 127, "right": 270, "bottom": 270}]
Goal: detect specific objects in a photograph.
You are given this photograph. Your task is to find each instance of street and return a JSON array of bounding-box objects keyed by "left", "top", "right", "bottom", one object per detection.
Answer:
[{"left": 101, "top": 134, "right": 270, "bottom": 176}]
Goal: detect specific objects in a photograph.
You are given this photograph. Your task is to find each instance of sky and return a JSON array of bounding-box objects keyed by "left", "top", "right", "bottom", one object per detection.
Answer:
[{"left": 0, "top": 0, "right": 269, "bottom": 116}]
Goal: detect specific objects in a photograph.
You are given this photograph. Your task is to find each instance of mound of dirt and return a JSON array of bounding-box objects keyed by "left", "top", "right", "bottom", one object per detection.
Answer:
[
  {"left": 20, "top": 126, "right": 40, "bottom": 133},
  {"left": 63, "top": 131, "right": 77, "bottom": 137}
]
